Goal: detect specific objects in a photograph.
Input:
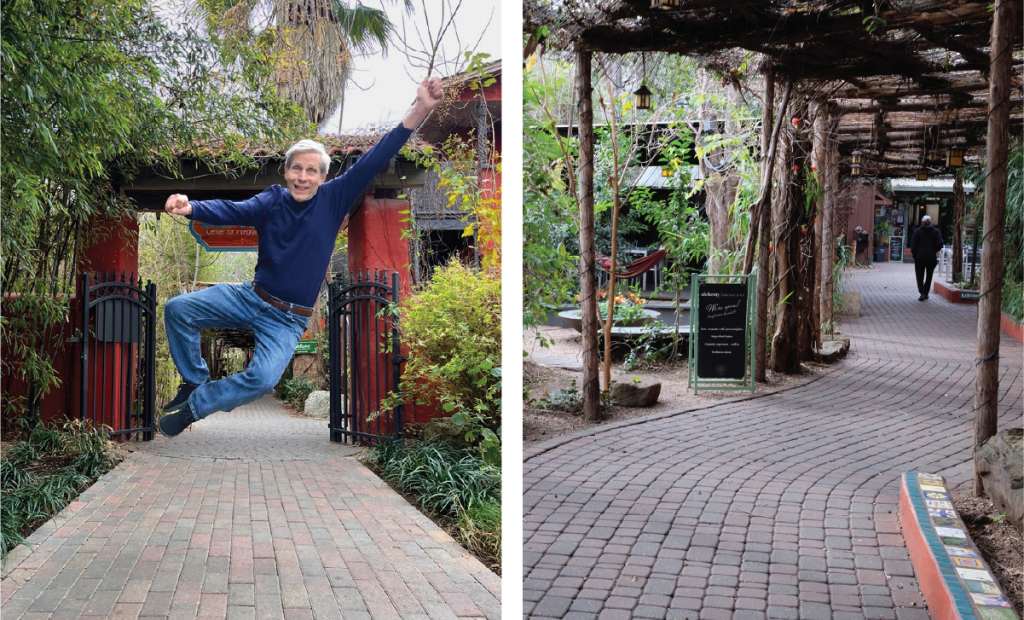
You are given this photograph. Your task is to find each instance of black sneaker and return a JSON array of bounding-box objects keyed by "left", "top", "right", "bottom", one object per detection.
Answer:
[
  {"left": 158, "top": 404, "right": 196, "bottom": 437},
  {"left": 918, "top": 294, "right": 927, "bottom": 301},
  {"left": 162, "top": 383, "right": 199, "bottom": 413}
]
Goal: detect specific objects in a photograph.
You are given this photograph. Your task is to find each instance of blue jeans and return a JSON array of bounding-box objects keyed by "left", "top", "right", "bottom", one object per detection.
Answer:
[{"left": 164, "top": 283, "right": 309, "bottom": 419}]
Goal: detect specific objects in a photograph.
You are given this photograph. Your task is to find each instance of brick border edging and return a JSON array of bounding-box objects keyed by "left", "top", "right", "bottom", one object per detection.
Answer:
[
  {"left": 524, "top": 354, "right": 849, "bottom": 462},
  {"left": 1000, "top": 313, "right": 1024, "bottom": 343},
  {"left": 899, "top": 472, "right": 1021, "bottom": 620}
]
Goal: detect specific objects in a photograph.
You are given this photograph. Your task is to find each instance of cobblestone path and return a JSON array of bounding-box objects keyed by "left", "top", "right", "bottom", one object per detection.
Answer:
[
  {"left": 1, "top": 396, "right": 500, "bottom": 620},
  {"left": 523, "top": 262, "right": 1022, "bottom": 620}
]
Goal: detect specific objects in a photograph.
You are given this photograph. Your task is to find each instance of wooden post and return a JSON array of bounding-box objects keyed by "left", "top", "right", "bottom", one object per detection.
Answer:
[
  {"left": 753, "top": 65, "right": 775, "bottom": 382},
  {"left": 973, "top": 0, "right": 1016, "bottom": 494},
  {"left": 812, "top": 104, "right": 826, "bottom": 348},
  {"left": 576, "top": 51, "right": 601, "bottom": 422},
  {"left": 820, "top": 112, "right": 838, "bottom": 341}
]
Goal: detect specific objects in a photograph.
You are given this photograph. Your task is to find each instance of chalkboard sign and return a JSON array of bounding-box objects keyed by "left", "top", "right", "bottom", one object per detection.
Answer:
[
  {"left": 696, "top": 283, "right": 748, "bottom": 380},
  {"left": 889, "top": 235, "right": 905, "bottom": 263}
]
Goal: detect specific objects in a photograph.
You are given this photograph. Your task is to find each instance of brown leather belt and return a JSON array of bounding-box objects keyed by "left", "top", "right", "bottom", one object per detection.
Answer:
[{"left": 253, "top": 284, "right": 313, "bottom": 317}]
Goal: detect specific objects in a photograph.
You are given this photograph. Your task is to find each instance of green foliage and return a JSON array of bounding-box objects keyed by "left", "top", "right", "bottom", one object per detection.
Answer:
[
  {"left": 1, "top": 420, "right": 121, "bottom": 562},
  {"left": 531, "top": 379, "right": 582, "bottom": 414},
  {"left": 874, "top": 221, "right": 893, "bottom": 245},
  {"left": 1002, "top": 281, "right": 1023, "bottom": 323},
  {"left": 393, "top": 261, "right": 501, "bottom": 464},
  {"left": 275, "top": 377, "right": 319, "bottom": 409},
  {"left": 523, "top": 59, "right": 582, "bottom": 333},
  {"left": 367, "top": 439, "right": 500, "bottom": 561}
]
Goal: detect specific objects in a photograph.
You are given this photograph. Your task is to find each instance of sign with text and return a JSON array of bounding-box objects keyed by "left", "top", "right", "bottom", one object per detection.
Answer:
[
  {"left": 294, "top": 340, "right": 318, "bottom": 354},
  {"left": 190, "top": 221, "right": 258, "bottom": 252},
  {"left": 696, "top": 283, "right": 748, "bottom": 380},
  {"left": 888, "top": 235, "right": 905, "bottom": 263}
]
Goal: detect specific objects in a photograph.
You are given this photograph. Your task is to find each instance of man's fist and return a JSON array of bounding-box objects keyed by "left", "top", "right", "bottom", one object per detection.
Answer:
[
  {"left": 418, "top": 77, "right": 444, "bottom": 113},
  {"left": 165, "top": 194, "right": 192, "bottom": 217}
]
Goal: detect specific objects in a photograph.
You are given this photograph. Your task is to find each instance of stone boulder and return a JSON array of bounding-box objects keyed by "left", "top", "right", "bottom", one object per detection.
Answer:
[
  {"left": 423, "top": 417, "right": 469, "bottom": 447},
  {"left": 612, "top": 381, "right": 661, "bottom": 408},
  {"left": 975, "top": 428, "right": 1023, "bottom": 533},
  {"left": 818, "top": 338, "right": 851, "bottom": 363},
  {"left": 304, "top": 390, "right": 330, "bottom": 419}
]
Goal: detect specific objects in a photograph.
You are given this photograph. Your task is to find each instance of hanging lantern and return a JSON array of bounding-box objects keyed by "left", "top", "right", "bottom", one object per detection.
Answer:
[
  {"left": 651, "top": 0, "right": 680, "bottom": 9},
  {"left": 916, "top": 155, "right": 926, "bottom": 167},
  {"left": 916, "top": 168, "right": 928, "bottom": 181},
  {"left": 850, "top": 150, "right": 863, "bottom": 177},
  {"left": 661, "top": 167, "right": 673, "bottom": 178},
  {"left": 946, "top": 146, "right": 964, "bottom": 168},
  {"left": 927, "top": 147, "right": 940, "bottom": 163},
  {"left": 634, "top": 84, "right": 653, "bottom": 110}
]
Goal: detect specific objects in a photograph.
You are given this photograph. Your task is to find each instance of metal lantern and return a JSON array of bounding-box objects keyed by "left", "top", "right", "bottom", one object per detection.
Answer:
[
  {"left": 927, "top": 147, "right": 940, "bottom": 162},
  {"left": 849, "top": 150, "right": 863, "bottom": 177},
  {"left": 651, "top": 0, "right": 680, "bottom": 9},
  {"left": 916, "top": 168, "right": 928, "bottom": 181},
  {"left": 946, "top": 146, "right": 964, "bottom": 168},
  {"left": 661, "top": 167, "right": 673, "bottom": 177},
  {"left": 634, "top": 84, "right": 653, "bottom": 110}
]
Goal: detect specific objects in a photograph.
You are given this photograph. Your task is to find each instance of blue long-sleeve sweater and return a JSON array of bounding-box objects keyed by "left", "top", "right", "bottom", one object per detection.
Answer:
[{"left": 188, "top": 124, "right": 414, "bottom": 307}]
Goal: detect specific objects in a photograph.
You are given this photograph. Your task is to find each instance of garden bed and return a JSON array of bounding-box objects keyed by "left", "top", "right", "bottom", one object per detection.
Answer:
[
  {"left": 524, "top": 326, "right": 823, "bottom": 448},
  {"left": 952, "top": 487, "right": 1024, "bottom": 616},
  {"left": 1, "top": 422, "right": 126, "bottom": 563}
]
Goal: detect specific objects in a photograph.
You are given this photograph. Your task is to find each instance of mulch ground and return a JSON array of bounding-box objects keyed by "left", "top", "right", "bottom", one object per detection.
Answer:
[{"left": 952, "top": 488, "right": 1024, "bottom": 616}]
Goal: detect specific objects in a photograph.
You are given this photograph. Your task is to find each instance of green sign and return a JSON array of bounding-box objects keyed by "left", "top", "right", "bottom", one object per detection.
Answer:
[
  {"left": 960, "top": 290, "right": 980, "bottom": 301},
  {"left": 294, "top": 340, "right": 318, "bottom": 354}
]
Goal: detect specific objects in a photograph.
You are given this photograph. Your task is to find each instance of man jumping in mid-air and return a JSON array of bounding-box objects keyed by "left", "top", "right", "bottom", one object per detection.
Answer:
[{"left": 158, "top": 77, "right": 444, "bottom": 437}]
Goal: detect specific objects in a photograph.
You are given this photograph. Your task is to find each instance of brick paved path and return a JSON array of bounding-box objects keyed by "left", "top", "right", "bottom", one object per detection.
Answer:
[
  {"left": 1, "top": 396, "right": 500, "bottom": 620},
  {"left": 523, "top": 262, "right": 1022, "bottom": 620}
]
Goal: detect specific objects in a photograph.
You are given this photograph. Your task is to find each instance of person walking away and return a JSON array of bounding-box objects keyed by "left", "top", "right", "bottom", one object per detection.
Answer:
[
  {"left": 157, "top": 77, "right": 444, "bottom": 437},
  {"left": 910, "top": 214, "right": 944, "bottom": 301}
]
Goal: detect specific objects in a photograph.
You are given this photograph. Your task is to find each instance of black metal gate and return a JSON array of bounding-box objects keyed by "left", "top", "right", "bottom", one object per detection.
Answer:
[
  {"left": 327, "top": 270, "right": 403, "bottom": 443},
  {"left": 79, "top": 272, "right": 157, "bottom": 441}
]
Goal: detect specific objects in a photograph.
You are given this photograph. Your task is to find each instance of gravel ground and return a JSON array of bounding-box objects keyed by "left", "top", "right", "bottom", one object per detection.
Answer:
[{"left": 523, "top": 325, "right": 824, "bottom": 449}]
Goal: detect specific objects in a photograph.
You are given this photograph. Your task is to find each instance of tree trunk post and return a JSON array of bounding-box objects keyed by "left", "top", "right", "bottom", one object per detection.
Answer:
[
  {"left": 576, "top": 51, "right": 601, "bottom": 422},
  {"left": 820, "top": 113, "right": 838, "bottom": 340},
  {"left": 753, "top": 65, "right": 776, "bottom": 381},
  {"left": 602, "top": 76, "right": 622, "bottom": 394},
  {"left": 973, "top": 0, "right": 1015, "bottom": 494}
]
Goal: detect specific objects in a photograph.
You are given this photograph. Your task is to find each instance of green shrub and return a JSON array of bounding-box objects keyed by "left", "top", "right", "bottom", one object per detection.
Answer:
[
  {"left": 397, "top": 261, "right": 501, "bottom": 464},
  {"left": 1003, "top": 280, "right": 1023, "bottom": 323},
  {"left": 275, "top": 377, "right": 318, "bottom": 409},
  {"left": 1, "top": 420, "right": 120, "bottom": 562},
  {"left": 367, "top": 439, "right": 500, "bottom": 563}
]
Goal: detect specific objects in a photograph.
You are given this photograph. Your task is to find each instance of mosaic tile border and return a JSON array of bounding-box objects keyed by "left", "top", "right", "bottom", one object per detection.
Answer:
[{"left": 900, "top": 471, "right": 1020, "bottom": 620}]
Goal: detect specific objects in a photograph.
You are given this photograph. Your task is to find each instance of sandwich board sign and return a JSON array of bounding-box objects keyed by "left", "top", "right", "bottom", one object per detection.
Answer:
[
  {"left": 190, "top": 221, "right": 259, "bottom": 251},
  {"left": 688, "top": 273, "right": 755, "bottom": 394}
]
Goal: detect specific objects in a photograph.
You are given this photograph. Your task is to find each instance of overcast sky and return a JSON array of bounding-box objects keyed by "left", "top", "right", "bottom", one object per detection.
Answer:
[{"left": 322, "top": 0, "right": 501, "bottom": 134}]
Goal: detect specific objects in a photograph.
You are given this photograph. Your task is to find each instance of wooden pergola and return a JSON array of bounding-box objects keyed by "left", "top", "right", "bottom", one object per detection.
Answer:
[{"left": 525, "top": 0, "right": 1021, "bottom": 488}]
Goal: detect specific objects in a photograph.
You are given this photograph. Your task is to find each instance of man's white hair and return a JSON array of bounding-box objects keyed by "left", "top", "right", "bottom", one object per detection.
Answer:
[{"left": 285, "top": 140, "right": 331, "bottom": 175}]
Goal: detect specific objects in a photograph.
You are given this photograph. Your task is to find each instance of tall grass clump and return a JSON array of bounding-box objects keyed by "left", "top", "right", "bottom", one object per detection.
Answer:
[
  {"left": 367, "top": 439, "right": 500, "bottom": 564},
  {"left": 1, "top": 420, "right": 121, "bottom": 562}
]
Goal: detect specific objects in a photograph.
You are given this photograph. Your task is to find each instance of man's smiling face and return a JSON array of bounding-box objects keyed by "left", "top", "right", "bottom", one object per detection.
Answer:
[{"left": 284, "top": 152, "right": 327, "bottom": 202}]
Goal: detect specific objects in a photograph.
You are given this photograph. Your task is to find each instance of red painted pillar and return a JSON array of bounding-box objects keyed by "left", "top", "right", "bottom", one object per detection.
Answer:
[{"left": 77, "top": 215, "right": 140, "bottom": 437}]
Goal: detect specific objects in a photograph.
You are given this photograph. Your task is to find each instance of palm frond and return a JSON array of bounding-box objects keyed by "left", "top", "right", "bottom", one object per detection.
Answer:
[{"left": 331, "top": 2, "right": 395, "bottom": 55}]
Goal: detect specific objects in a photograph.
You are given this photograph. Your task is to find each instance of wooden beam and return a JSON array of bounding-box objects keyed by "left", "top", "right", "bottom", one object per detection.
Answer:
[
  {"left": 833, "top": 97, "right": 1023, "bottom": 114},
  {"left": 974, "top": 0, "right": 1016, "bottom": 494},
  {"left": 575, "top": 51, "right": 601, "bottom": 423}
]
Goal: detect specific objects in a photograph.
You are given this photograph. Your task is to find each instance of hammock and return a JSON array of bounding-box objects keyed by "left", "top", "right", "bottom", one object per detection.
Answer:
[{"left": 597, "top": 248, "right": 667, "bottom": 279}]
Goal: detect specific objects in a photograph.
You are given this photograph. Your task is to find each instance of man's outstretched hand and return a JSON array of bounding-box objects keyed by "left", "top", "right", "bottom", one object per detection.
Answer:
[
  {"left": 165, "top": 194, "right": 192, "bottom": 217},
  {"left": 403, "top": 76, "right": 444, "bottom": 129}
]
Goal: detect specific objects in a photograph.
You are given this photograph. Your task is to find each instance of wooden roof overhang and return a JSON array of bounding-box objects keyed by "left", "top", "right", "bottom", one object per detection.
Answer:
[{"left": 524, "top": 0, "right": 1023, "bottom": 178}]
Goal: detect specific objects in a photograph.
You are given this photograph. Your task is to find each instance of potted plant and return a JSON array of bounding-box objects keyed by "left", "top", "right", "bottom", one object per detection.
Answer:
[{"left": 874, "top": 221, "right": 893, "bottom": 261}]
